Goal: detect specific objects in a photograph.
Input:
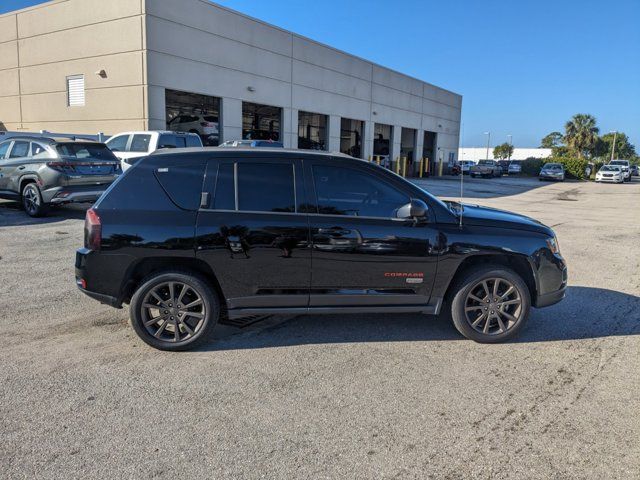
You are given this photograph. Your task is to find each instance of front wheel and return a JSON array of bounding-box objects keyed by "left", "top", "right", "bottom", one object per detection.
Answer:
[
  {"left": 21, "top": 183, "right": 49, "bottom": 217},
  {"left": 448, "top": 265, "right": 531, "bottom": 343},
  {"left": 130, "top": 271, "right": 221, "bottom": 351}
]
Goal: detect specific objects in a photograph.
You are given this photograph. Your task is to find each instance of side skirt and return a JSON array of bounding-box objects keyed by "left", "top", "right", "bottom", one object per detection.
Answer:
[{"left": 226, "top": 298, "right": 443, "bottom": 320}]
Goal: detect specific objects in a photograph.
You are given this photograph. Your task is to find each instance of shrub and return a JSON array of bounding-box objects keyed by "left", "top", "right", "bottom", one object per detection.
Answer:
[
  {"left": 521, "top": 157, "right": 544, "bottom": 176},
  {"left": 552, "top": 157, "right": 588, "bottom": 179}
]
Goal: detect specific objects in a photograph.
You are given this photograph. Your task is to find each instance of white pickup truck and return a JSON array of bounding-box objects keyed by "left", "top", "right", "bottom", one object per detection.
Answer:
[{"left": 106, "top": 131, "right": 202, "bottom": 170}]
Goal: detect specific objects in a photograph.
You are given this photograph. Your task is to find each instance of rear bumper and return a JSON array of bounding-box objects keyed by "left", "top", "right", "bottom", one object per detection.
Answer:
[
  {"left": 76, "top": 280, "right": 122, "bottom": 308},
  {"left": 75, "top": 248, "right": 126, "bottom": 308},
  {"left": 43, "top": 184, "right": 111, "bottom": 204}
]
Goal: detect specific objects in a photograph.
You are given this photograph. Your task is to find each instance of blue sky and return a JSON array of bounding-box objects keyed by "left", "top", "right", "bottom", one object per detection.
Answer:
[{"left": 3, "top": 0, "right": 639, "bottom": 148}]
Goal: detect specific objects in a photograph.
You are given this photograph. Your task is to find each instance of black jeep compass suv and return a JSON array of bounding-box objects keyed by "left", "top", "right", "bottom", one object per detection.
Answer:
[{"left": 76, "top": 148, "right": 567, "bottom": 350}]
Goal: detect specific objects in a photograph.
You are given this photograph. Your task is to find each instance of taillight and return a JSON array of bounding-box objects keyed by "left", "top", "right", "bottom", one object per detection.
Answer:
[
  {"left": 85, "top": 208, "right": 102, "bottom": 250},
  {"left": 47, "top": 161, "right": 76, "bottom": 173}
]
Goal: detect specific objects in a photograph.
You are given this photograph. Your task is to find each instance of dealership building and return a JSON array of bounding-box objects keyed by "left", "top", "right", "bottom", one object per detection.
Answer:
[{"left": 0, "top": 0, "right": 462, "bottom": 176}]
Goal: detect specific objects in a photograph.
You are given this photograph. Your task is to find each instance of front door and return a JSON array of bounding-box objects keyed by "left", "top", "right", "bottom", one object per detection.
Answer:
[
  {"left": 195, "top": 157, "right": 311, "bottom": 311},
  {"left": 304, "top": 160, "right": 440, "bottom": 308}
]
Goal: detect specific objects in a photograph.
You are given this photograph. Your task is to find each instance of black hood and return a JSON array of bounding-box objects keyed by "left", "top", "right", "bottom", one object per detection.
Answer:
[{"left": 455, "top": 203, "right": 553, "bottom": 236}]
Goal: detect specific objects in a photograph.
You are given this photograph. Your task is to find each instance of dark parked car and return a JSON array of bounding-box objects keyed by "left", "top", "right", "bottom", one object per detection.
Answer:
[
  {"left": 497, "top": 160, "right": 510, "bottom": 175},
  {"left": 76, "top": 149, "right": 567, "bottom": 350},
  {"left": 0, "top": 136, "right": 121, "bottom": 217},
  {"left": 630, "top": 164, "right": 639, "bottom": 177}
]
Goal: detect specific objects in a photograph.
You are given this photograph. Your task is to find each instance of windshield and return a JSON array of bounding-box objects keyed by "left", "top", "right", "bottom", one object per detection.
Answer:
[
  {"left": 543, "top": 164, "right": 562, "bottom": 170},
  {"left": 609, "top": 161, "right": 627, "bottom": 166},
  {"left": 56, "top": 143, "right": 117, "bottom": 160},
  {"left": 478, "top": 160, "right": 494, "bottom": 165},
  {"left": 600, "top": 166, "right": 620, "bottom": 172}
]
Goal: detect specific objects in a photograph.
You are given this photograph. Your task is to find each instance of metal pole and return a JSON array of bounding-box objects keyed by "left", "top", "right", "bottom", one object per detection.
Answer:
[
  {"left": 610, "top": 131, "right": 617, "bottom": 162},
  {"left": 484, "top": 132, "right": 491, "bottom": 160},
  {"left": 507, "top": 134, "right": 512, "bottom": 161}
]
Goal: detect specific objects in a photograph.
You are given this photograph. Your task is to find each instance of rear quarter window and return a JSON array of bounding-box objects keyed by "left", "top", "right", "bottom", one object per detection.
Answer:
[{"left": 154, "top": 162, "right": 206, "bottom": 210}]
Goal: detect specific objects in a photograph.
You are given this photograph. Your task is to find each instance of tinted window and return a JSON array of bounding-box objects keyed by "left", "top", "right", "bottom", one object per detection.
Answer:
[
  {"left": 9, "top": 141, "right": 30, "bottom": 158},
  {"left": 312, "top": 164, "right": 408, "bottom": 218},
  {"left": 237, "top": 163, "right": 295, "bottom": 213},
  {"left": 186, "top": 135, "right": 202, "bottom": 147},
  {"left": 0, "top": 141, "right": 11, "bottom": 159},
  {"left": 213, "top": 163, "right": 235, "bottom": 210},
  {"left": 158, "top": 134, "right": 187, "bottom": 149},
  {"left": 130, "top": 134, "right": 152, "bottom": 153},
  {"left": 106, "top": 135, "right": 129, "bottom": 152},
  {"left": 56, "top": 143, "right": 117, "bottom": 160},
  {"left": 154, "top": 162, "right": 206, "bottom": 210}
]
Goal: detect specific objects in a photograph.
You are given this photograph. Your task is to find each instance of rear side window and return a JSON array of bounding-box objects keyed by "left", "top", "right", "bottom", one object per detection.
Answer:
[
  {"left": 159, "top": 134, "right": 187, "bottom": 149},
  {"left": 186, "top": 135, "right": 202, "bottom": 147},
  {"left": 31, "top": 143, "right": 50, "bottom": 158},
  {"left": 56, "top": 143, "right": 117, "bottom": 160},
  {"left": 154, "top": 162, "right": 206, "bottom": 210},
  {"left": 130, "top": 134, "right": 151, "bottom": 153},
  {"left": 238, "top": 163, "right": 295, "bottom": 213},
  {"left": 9, "top": 141, "right": 30, "bottom": 158}
]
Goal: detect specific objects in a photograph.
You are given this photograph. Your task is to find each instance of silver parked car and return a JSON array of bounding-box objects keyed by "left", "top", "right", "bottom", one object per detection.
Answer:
[
  {"left": 508, "top": 161, "right": 522, "bottom": 175},
  {"left": 0, "top": 136, "right": 121, "bottom": 217},
  {"left": 539, "top": 163, "right": 565, "bottom": 182}
]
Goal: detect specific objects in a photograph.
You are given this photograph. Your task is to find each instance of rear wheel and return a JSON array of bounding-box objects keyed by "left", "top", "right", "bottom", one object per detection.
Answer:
[
  {"left": 21, "top": 182, "right": 49, "bottom": 217},
  {"left": 448, "top": 265, "right": 531, "bottom": 343},
  {"left": 130, "top": 271, "right": 220, "bottom": 351}
]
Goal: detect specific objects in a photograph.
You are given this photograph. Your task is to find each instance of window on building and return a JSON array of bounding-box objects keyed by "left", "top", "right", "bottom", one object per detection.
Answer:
[
  {"left": 298, "top": 111, "right": 327, "bottom": 150},
  {"left": 66, "top": 75, "right": 85, "bottom": 107},
  {"left": 238, "top": 163, "right": 295, "bottom": 212},
  {"left": 373, "top": 123, "right": 392, "bottom": 157},
  {"left": 165, "top": 89, "right": 220, "bottom": 146},
  {"left": 400, "top": 128, "right": 416, "bottom": 176},
  {"left": 242, "top": 102, "right": 281, "bottom": 141},
  {"left": 312, "top": 164, "right": 408, "bottom": 218},
  {"left": 340, "top": 118, "right": 364, "bottom": 158},
  {"left": 448, "top": 152, "right": 456, "bottom": 165}
]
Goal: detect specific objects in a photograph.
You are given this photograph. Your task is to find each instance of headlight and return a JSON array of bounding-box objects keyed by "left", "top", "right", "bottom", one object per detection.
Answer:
[{"left": 546, "top": 236, "right": 560, "bottom": 255}]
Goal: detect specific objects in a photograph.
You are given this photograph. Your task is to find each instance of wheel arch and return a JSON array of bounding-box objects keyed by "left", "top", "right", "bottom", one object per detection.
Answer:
[
  {"left": 18, "top": 174, "right": 40, "bottom": 194},
  {"left": 120, "top": 256, "right": 226, "bottom": 308},
  {"left": 443, "top": 254, "right": 537, "bottom": 304}
]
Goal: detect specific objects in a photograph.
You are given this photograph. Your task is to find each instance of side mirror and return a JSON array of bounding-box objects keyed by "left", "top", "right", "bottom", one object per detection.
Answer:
[{"left": 397, "top": 199, "right": 429, "bottom": 220}]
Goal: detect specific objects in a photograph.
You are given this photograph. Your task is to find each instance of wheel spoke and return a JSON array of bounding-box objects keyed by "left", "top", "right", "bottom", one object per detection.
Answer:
[
  {"left": 176, "top": 284, "right": 188, "bottom": 305},
  {"left": 150, "top": 291, "right": 165, "bottom": 305},
  {"left": 179, "top": 320, "right": 194, "bottom": 336},
  {"left": 168, "top": 282, "right": 175, "bottom": 303},
  {"left": 481, "top": 281, "right": 490, "bottom": 298},
  {"left": 154, "top": 319, "right": 168, "bottom": 338},
  {"left": 181, "top": 311, "right": 203, "bottom": 320},
  {"left": 472, "top": 311, "right": 487, "bottom": 327},
  {"left": 499, "top": 310, "right": 518, "bottom": 323},
  {"left": 496, "top": 315, "right": 507, "bottom": 333},
  {"left": 499, "top": 299, "right": 521, "bottom": 307},
  {"left": 492, "top": 278, "right": 500, "bottom": 297},
  {"left": 183, "top": 299, "right": 202, "bottom": 309},
  {"left": 174, "top": 322, "right": 180, "bottom": 341},
  {"left": 468, "top": 293, "right": 485, "bottom": 303},
  {"left": 144, "top": 314, "right": 166, "bottom": 327},
  {"left": 465, "top": 305, "right": 484, "bottom": 312},
  {"left": 499, "top": 286, "right": 515, "bottom": 300},
  {"left": 483, "top": 314, "right": 492, "bottom": 333}
]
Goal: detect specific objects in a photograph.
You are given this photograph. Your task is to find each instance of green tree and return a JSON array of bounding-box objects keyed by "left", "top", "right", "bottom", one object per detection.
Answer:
[
  {"left": 595, "top": 132, "right": 636, "bottom": 161},
  {"left": 493, "top": 143, "right": 514, "bottom": 160},
  {"left": 540, "top": 131, "right": 563, "bottom": 148},
  {"left": 564, "top": 114, "right": 599, "bottom": 158}
]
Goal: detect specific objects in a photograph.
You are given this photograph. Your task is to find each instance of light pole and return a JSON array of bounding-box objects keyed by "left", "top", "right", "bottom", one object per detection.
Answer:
[
  {"left": 484, "top": 132, "right": 491, "bottom": 160},
  {"left": 507, "top": 134, "right": 512, "bottom": 161},
  {"left": 610, "top": 130, "right": 617, "bottom": 162}
]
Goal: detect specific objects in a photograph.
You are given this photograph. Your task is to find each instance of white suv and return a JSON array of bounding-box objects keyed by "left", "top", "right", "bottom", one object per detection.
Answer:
[
  {"left": 106, "top": 131, "right": 202, "bottom": 170},
  {"left": 167, "top": 114, "right": 219, "bottom": 145},
  {"left": 609, "top": 160, "right": 631, "bottom": 182}
]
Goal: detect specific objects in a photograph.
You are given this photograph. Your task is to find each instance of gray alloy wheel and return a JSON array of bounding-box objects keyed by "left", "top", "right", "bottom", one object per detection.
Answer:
[
  {"left": 22, "top": 183, "right": 48, "bottom": 217},
  {"left": 463, "top": 278, "right": 522, "bottom": 335},
  {"left": 130, "top": 272, "right": 220, "bottom": 351},
  {"left": 449, "top": 265, "right": 531, "bottom": 343}
]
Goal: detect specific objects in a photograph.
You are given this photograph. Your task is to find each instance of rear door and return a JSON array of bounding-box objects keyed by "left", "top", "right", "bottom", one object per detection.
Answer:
[
  {"left": 304, "top": 159, "right": 439, "bottom": 308},
  {"left": 1, "top": 140, "right": 30, "bottom": 194},
  {"left": 195, "top": 157, "right": 311, "bottom": 311}
]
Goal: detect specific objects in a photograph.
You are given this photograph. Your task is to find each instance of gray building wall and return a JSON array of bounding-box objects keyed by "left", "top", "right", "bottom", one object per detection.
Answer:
[{"left": 0, "top": 0, "right": 462, "bottom": 164}]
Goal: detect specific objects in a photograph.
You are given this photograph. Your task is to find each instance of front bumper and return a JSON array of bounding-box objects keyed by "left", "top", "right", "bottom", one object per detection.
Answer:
[
  {"left": 43, "top": 184, "right": 110, "bottom": 204},
  {"left": 596, "top": 176, "right": 622, "bottom": 183}
]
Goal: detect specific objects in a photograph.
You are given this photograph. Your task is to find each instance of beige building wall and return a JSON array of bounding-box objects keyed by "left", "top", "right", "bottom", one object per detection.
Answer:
[{"left": 0, "top": 0, "right": 147, "bottom": 135}]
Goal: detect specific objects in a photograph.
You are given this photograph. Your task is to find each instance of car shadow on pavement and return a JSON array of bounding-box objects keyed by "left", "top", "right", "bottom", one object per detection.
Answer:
[
  {"left": 202, "top": 286, "right": 640, "bottom": 351},
  {"left": 0, "top": 200, "right": 87, "bottom": 227}
]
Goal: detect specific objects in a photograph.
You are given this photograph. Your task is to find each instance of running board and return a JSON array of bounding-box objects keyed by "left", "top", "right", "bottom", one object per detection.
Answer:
[{"left": 226, "top": 299, "right": 442, "bottom": 320}]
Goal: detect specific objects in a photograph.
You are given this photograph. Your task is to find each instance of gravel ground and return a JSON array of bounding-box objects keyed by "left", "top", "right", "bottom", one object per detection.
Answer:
[{"left": 1, "top": 176, "right": 639, "bottom": 479}]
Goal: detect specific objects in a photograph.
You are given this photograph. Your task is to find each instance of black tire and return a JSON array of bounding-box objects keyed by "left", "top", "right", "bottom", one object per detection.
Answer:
[
  {"left": 129, "top": 271, "right": 221, "bottom": 351},
  {"left": 21, "top": 182, "right": 49, "bottom": 217},
  {"left": 447, "top": 265, "right": 531, "bottom": 343}
]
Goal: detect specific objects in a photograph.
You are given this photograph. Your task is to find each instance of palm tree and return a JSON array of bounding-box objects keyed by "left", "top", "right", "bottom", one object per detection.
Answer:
[{"left": 564, "top": 114, "right": 599, "bottom": 158}]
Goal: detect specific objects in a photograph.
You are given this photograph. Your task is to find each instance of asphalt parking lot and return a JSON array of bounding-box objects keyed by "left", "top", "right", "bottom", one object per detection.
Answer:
[{"left": 1, "top": 176, "right": 639, "bottom": 479}]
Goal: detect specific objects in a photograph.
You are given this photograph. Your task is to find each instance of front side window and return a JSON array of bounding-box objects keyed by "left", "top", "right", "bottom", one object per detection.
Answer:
[
  {"left": 106, "top": 135, "right": 130, "bottom": 152},
  {"left": 312, "top": 164, "right": 409, "bottom": 218},
  {"left": 130, "top": 134, "right": 152, "bottom": 153},
  {"left": 9, "top": 141, "right": 30, "bottom": 158},
  {"left": 0, "top": 141, "right": 11, "bottom": 160}
]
